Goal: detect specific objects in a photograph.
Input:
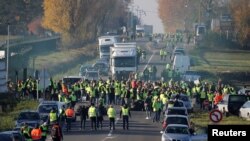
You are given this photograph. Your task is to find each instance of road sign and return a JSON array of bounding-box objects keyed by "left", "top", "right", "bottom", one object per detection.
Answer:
[{"left": 209, "top": 109, "right": 223, "bottom": 123}]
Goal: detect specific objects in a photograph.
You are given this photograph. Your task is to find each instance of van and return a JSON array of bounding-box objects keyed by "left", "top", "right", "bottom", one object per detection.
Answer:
[{"left": 173, "top": 55, "right": 190, "bottom": 74}]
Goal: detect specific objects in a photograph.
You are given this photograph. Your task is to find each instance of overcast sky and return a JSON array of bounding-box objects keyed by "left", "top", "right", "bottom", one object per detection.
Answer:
[{"left": 132, "top": 0, "right": 164, "bottom": 33}]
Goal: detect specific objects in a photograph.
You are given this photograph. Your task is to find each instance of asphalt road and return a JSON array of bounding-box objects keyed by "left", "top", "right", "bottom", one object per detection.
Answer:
[{"left": 56, "top": 39, "right": 169, "bottom": 141}]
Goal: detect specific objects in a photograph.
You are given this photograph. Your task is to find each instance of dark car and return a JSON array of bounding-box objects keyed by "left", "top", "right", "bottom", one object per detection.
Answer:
[
  {"left": 15, "top": 110, "right": 42, "bottom": 129},
  {"left": 92, "top": 61, "right": 109, "bottom": 76},
  {"left": 0, "top": 131, "right": 25, "bottom": 141}
]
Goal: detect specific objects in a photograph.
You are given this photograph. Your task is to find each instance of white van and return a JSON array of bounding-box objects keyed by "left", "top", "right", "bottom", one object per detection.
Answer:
[{"left": 173, "top": 55, "right": 190, "bottom": 74}]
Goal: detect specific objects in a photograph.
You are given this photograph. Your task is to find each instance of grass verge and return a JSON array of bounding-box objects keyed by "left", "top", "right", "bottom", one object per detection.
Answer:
[
  {"left": 0, "top": 100, "right": 39, "bottom": 131},
  {"left": 190, "top": 110, "right": 250, "bottom": 133}
]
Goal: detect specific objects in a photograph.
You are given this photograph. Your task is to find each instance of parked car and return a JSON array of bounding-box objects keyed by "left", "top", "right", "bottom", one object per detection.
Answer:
[
  {"left": 239, "top": 101, "right": 250, "bottom": 120},
  {"left": 37, "top": 101, "right": 75, "bottom": 122},
  {"left": 165, "top": 107, "right": 188, "bottom": 117},
  {"left": 92, "top": 61, "right": 109, "bottom": 75},
  {"left": 15, "top": 110, "right": 42, "bottom": 129},
  {"left": 170, "top": 94, "right": 193, "bottom": 112},
  {"left": 171, "top": 47, "right": 185, "bottom": 61},
  {"left": 182, "top": 71, "right": 201, "bottom": 82},
  {"left": 217, "top": 94, "right": 249, "bottom": 115},
  {"left": 0, "top": 131, "right": 25, "bottom": 141},
  {"left": 79, "top": 64, "right": 92, "bottom": 76},
  {"left": 84, "top": 67, "right": 100, "bottom": 81},
  {"left": 161, "top": 124, "right": 207, "bottom": 141},
  {"left": 162, "top": 115, "right": 190, "bottom": 132}
]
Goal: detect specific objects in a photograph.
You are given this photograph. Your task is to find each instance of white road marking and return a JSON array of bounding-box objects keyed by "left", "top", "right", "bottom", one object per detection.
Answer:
[
  {"left": 102, "top": 117, "right": 120, "bottom": 141},
  {"left": 143, "top": 50, "right": 156, "bottom": 70}
]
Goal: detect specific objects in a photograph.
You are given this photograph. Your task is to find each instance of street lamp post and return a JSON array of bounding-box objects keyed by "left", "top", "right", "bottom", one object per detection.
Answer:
[{"left": 6, "top": 24, "right": 9, "bottom": 82}]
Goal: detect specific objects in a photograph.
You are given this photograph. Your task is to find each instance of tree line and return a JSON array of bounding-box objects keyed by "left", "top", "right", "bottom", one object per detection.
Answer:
[
  {"left": 158, "top": 0, "right": 250, "bottom": 47},
  {"left": 0, "top": 0, "right": 129, "bottom": 48}
]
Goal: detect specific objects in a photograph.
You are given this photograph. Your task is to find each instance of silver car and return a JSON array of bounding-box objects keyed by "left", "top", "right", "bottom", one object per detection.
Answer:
[{"left": 161, "top": 124, "right": 207, "bottom": 141}]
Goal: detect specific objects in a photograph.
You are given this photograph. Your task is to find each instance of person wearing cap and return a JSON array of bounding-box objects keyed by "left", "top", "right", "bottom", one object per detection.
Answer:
[
  {"left": 120, "top": 104, "right": 131, "bottom": 130},
  {"left": 107, "top": 104, "right": 116, "bottom": 130},
  {"left": 31, "top": 124, "right": 42, "bottom": 141},
  {"left": 40, "top": 122, "right": 48, "bottom": 141}
]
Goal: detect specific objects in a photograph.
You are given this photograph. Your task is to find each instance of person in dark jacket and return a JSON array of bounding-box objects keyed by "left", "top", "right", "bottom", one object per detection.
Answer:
[{"left": 80, "top": 105, "right": 88, "bottom": 130}]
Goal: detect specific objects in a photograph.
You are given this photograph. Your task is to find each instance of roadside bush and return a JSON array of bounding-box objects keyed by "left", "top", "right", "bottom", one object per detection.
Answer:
[{"left": 0, "top": 100, "right": 39, "bottom": 131}]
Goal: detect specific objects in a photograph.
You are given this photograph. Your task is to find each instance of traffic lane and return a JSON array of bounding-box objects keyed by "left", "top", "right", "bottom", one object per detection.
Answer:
[{"left": 63, "top": 111, "right": 162, "bottom": 141}]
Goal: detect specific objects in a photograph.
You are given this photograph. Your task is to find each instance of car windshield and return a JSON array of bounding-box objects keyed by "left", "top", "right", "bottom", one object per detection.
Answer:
[
  {"left": 38, "top": 105, "right": 58, "bottom": 113},
  {"left": 18, "top": 112, "right": 40, "bottom": 120},
  {"left": 100, "top": 45, "right": 111, "bottom": 53},
  {"left": 167, "top": 109, "right": 186, "bottom": 115},
  {"left": 166, "top": 126, "right": 189, "bottom": 134},
  {"left": 166, "top": 117, "right": 188, "bottom": 125},
  {"left": 229, "top": 95, "right": 247, "bottom": 103},
  {"left": 171, "top": 95, "right": 189, "bottom": 102},
  {"left": 93, "top": 63, "right": 107, "bottom": 69},
  {"left": 86, "top": 72, "right": 99, "bottom": 78}
]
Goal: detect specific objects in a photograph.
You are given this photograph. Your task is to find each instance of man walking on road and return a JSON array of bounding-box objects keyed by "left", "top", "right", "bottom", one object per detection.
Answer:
[
  {"left": 107, "top": 105, "right": 116, "bottom": 130},
  {"left": 120, "top": 104, "right": 131, "bottom": 130}
]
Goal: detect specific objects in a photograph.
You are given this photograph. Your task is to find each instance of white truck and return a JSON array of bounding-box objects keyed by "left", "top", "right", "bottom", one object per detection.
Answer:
[
  {"left": 110, "top": 42, "right": 137, "bottom": 80},
  {"left": 173, "top": 55, "right": 190, "bottom": 74},
  {"left": 98, "top": 35, "right": 120, "bottom": 60}
]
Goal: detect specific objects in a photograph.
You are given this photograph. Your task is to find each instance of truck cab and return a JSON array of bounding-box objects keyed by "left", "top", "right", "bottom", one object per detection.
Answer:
[
  {"left": 110, "top": 42, "right": 137, "bottom": 80},
  {"left": 98, "top": 35, "right": 120, "bottom": 60}
]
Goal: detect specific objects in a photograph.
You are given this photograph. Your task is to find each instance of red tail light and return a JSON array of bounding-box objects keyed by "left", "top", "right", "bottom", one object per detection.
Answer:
[{"left": 162, "top": 121, "right": 167, "bottom": 128}]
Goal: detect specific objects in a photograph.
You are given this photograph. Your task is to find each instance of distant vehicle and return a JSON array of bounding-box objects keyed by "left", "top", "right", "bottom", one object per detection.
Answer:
[
  {"left": 165, "top": 107, "right": 188, "bottom": 117},
  {"left": 170, "top": 94, "right": 193, "bottom": 112},
  {"left": 171, "top": 47, "right": 185, "bottom": 61},
  {"left": 161, "top": 124, "right": 207, "bottom": 141},
  {"left": 167, "top": 100, "right": 186, "bottom": 109},
  {"left": 79, "top": 64, "right": 92, "bottom": 76},
  {"left": 37, "top": 101, "right": 74, "bottom": 122},
  {"left": 162, "top": 115, "right": 190, "bottom": 132},
  {"left": 62, "top": 76, "right": 84, "bottom": 90},
  {"left": 84, "top": 67, "right": 100, "bottom": 81},
  {"left": 172, "top": 55, "right": 190, "bottom": 74},
  {"left": 110, "top": 42, "right": 137, "bottom": 80},
  {"left": 98, "top": 35, "right": 120, "bottom": 60},
  {"left": 0, "top": 131, "right": 25, "bottom": 141},
  {"left": 92, "top": 60, "right": 109, "bottom": 75},
  {"left": 15, "top": 110, "right": 42, "bottom": 128},
  {"left": 182, "top": 71, "right": 201, "bottom": 82},
  {"left": 136, "top": 25, "right": 145, "bottom": 38},
  {"left": 217, "top": 94, "right": 249, "bottom": 115},
  {"left": 239, "top": 101, "right": 250, "bottom": 120}
]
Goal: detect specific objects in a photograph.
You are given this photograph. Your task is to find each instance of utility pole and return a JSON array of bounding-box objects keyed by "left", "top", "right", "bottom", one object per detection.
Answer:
[{"left": 6, "top": 24, "right": 9, "bottom": 82}]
